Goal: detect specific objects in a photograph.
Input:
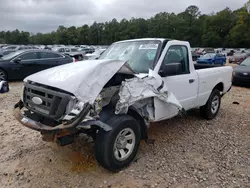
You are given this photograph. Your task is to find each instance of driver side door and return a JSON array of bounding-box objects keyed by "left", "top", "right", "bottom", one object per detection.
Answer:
[
  {"left": 13, "top": 52, "right": 40, "bottom": 78},
  {"left": 154, "top": 43, "right": 198, "bottom": 121}
]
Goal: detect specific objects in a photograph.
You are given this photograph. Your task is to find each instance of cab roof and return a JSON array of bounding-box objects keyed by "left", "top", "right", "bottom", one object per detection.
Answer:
[{"left": 114, "top": 38, "right": 168, "bottom": 43}]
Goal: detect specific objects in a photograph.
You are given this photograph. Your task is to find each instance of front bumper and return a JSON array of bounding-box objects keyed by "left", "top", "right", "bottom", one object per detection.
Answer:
[{"left": 14, "top": 100, "right": 91, "bottom": 132}]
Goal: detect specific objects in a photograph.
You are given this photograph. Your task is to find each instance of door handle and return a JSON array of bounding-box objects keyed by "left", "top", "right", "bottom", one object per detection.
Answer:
[{"left": 189, "top": 79, "right": 195, "bottom": 83}]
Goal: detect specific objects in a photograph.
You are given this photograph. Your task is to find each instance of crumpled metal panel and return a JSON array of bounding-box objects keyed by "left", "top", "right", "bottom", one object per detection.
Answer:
[{"left": 115, "top": 69, "right": 183, "bottom": 121}]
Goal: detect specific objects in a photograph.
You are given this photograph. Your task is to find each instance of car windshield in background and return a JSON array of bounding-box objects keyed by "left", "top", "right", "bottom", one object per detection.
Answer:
[
  {"left": 2, "top": 50, "right": 14, "bottom": 55},
  {"left": 98, "top": 40, "right": 161, "bottom": 73},
  {"left": 203, "top": 53, "right": 215, "bottom": 58},
  {"left": 240, "top": 58, "right": 250, "bottom": 66},
  {"left": 0, "top": 51, "right": 22, "bottom": 60},
  {"left": 70, "top": 48, "right": 78, "bottom": 52}
]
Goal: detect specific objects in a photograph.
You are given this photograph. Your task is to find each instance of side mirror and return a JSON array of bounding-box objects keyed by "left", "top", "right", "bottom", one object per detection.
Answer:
[
  {"left": 14, "top": 58, "right": 21, "bottom": 63},
  {"left": 159, "top": 63, "right": 182, "bottom": 77}
]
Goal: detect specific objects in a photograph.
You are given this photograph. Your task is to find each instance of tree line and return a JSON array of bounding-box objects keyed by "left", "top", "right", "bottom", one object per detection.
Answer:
[{"left": 1, "top": 3, "right": 250, "bottom": 48}]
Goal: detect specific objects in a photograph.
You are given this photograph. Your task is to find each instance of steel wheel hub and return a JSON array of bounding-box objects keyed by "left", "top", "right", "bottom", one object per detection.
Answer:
[
  {"left": 211, "top": 95, "right": 219, "bottom": 114},
  {"left": 113, "top": 128, "right": 136, "bottom": 161}
]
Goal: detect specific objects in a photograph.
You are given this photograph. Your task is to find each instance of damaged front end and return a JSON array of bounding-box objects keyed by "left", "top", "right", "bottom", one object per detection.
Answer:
[
  {"left": 14, "top": 59, "right": 184, "bottom": 146},
  {"left": 13, "top": 81, "right": 113, "bottom": 146}
]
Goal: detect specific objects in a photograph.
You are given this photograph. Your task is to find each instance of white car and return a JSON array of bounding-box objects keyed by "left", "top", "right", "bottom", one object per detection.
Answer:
[
  {"left": 84, "top": 49, "right": 106, "bottom": 60},
  {"left": 14, "top": 38, "right": 233, "bottom": 172}
]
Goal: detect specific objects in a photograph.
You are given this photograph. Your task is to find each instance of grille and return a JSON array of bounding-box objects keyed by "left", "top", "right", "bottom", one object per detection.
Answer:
[{"left": 23, "top": 82, "right": 72, "bottom": 119}]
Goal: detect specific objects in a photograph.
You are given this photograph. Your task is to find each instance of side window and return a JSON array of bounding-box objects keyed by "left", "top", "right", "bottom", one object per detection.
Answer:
[
  {"left": 162, "top": 45, "right": 189, "bottom": 75},
  {"left": 40, "top": 52, "right": 63, "bottom": 59},
  {"left": 65, "top": 48, "right": 70, "bottom": 52},
  {"left": 19, "top": 52, "right": 38, "bottom": 60}
]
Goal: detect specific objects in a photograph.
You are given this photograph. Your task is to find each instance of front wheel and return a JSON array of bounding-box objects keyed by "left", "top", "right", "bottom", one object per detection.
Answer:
[
  {"left": 95, "top": 114, "right": 141, "bottom": 172},
  {"left": 200, "top": 89, "right": 221, "bottom": 120},
  {"left": 0, "top": 69, "right": 7, "bottom": 81}
]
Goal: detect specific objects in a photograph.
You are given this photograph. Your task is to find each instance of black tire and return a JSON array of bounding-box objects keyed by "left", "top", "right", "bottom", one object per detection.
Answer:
[
  {"left": 95, "top": 114, "right": 141, "bottom": 172},
  {"left": 200, "top": 89, "right": 221, "bottom": 120},
  {"left": 0, "top": 69, "right": 7, "bottom": 81}
]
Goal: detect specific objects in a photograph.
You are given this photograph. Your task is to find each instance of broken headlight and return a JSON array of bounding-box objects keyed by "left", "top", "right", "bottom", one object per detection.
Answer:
[{"left": 63, "top": 99, "right": 85, "bottom": 121}]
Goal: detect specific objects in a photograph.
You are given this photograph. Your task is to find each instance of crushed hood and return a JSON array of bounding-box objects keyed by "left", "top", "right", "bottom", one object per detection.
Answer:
[{"left": 24, "top": 59, "right": 126, "bottom": 104}]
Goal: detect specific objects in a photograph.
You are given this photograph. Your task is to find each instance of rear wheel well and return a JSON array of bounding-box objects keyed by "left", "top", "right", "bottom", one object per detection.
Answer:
[{"left": 213, "top": 82, "right": 223, "bottom": 92}]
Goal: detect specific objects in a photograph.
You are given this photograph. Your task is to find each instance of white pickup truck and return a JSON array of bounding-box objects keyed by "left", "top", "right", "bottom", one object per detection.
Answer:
[{"left": 14, "top": 38, "right": 233, "bottom": 172}]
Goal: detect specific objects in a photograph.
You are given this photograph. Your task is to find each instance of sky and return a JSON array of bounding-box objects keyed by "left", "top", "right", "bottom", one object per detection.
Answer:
[{"left": 0, "top": 0, "right": 247, "bottom": 33}]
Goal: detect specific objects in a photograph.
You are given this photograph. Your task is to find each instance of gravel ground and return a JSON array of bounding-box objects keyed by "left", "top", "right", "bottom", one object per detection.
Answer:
[{"left": 0, "top": 82, "right": 249, "bottom": 188}]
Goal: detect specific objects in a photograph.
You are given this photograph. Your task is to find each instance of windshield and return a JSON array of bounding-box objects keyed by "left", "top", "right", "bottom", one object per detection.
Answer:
[
  {"left": 240, "top": 58, "right": 250, "bottom": 66},
  {"left": 0, "top": 51, "right": 22, "bottom": 60},
  {"left": 203, "top": 53, "right": 215, "bottom": 58},
  {"left": 98, "top": 40, "right": 161, "bottom": 73}
]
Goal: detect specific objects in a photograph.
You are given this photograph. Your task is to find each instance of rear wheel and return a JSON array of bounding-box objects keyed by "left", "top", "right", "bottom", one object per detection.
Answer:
[
  {"left": 95, "top": 114, "right": 141, "bottom": 172},
  {"left": 0, "top": 69, "right": 7, "bottom": 81},
  {"left": 200, "top": 89, "right": 221, "bottom": 120}
]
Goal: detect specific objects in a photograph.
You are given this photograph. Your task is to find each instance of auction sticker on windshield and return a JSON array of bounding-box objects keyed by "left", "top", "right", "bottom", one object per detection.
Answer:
[{"left": 139, "top": 44, "right": 158, "bottom": 50}]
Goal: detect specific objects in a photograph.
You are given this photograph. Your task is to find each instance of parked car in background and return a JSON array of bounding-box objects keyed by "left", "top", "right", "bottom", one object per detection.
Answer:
[
  {"left": 196, "top": 48, "right": 205, "bottom": 55},
  {"left": 1, "top": 45, "right": 18, "bottom": 50},
  {"left": 191, "top": 51, "right": 200, "bottom": 61},
  {"left": 14, "top": 46, "right": 37, "bottom": 50},
  {"left": 204, "top": 48, "right": 215, "bottom": 54},
  {"left": 84, "top": 49, "right": 106, "bottom": 60},
  {"left": 214, "top": 48, "right": 223, "bottom": 53},
  {"left": 0, "top": 50, "right": 15, "bottom": 58},
  {"left": 0, "top": 44, "right": 7, "bottom": 48},
  {"left": 78, "top": 47, "right": 95, "bottom": 54},
  {"left": 197, "top": 53, "right": 226, "bottom": 65},
  {"left": 0, "top": 50, "right": 73, "bottom": 80},
  {"left": 66, "top": 52, "right": 85, "bottom": 62},
  {"left": 44, "top": 45, "right": 52, "bottom": 50},
  {"left": 62, "top": 48, "right": 86, "bottom": 61},
  {"left": 240, "top": 48, "right": 246, "bottom": 53},
  {"left": 52, "top": 47, "right": 79, "bottom": 53},
  {"left": 227, "top": 49, "right": 235, "bottom": 56},
  {"left": 229, "top": 53, "right": 247, "bottom": 64},
  {"left": 232, "top": 58, "right": 250, "bottom": 86},
  {"left": 52, "top": 47, "right": 67, "bottom": 53}
]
